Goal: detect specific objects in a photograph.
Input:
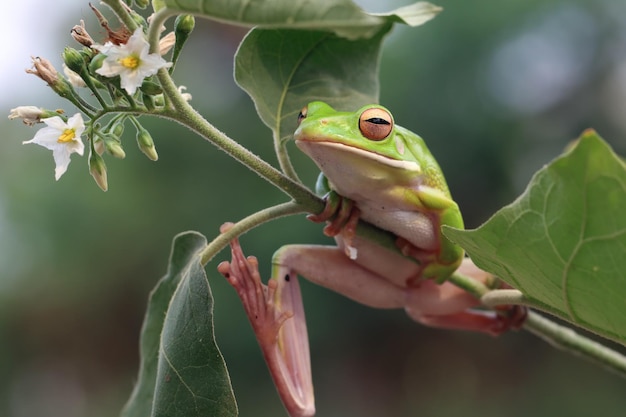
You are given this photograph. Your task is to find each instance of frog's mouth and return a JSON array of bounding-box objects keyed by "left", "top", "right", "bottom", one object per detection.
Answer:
[{"left": 295, "top": 139, "right": 421, "bottom": 174}]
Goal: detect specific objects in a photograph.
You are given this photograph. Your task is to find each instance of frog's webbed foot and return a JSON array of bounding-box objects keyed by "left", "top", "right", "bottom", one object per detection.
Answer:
[
  {"left": 307, "top": 191, "right": 360, "bottom": 259},
  {"left": 217, "top": 223, "right": 315, "bottom": 417},
  {"left": 404, "top": 258, "right": 528, "bottom": 336}
]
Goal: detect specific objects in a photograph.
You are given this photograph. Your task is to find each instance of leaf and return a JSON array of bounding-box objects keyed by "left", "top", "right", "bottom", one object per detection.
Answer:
[
  {"left": 160, "top": 0, "right": 440, "bottom": 40},
  {"left": 234, "top": 25, "right": 391, "bottom": 144},
  {"left": 444, "top": 130, "right": 626, "bottom": 345},
  {"left": 120, "top": 232, "right": 237, "bottom": 417}
]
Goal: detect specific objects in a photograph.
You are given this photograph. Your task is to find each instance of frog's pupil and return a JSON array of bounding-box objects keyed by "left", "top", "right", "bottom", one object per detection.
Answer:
[{"left": 367, "top": 117, "right": 390, "bottom": 125}]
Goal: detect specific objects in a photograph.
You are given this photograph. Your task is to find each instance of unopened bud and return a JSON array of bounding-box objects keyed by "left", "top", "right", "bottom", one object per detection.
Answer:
[
  {"left": 111, "top": 122, "right": 124, "bottom": 138},
  {"left": 104, "top": 136, "right": 126, "bottom": 159},
  {"left": 142, "top": 93, "right": 155, "bottom": 111},
  {"left": 94, "top": 138, "right": 105, "bottom": 155},
  {"left": 139, "top": 80, "right": 163, "bottom": 95},
  {"left": 63, "top": 47, "right": 85, "bottom": 74},
  {"left": 175, "top": 15, "right": 195, "bottom": 38},
  {"left": 135, "top": 0, "right": 149, "bottom": 8},
  {"left": 63, "top": 64, "right": 86, "bottom": 88},
  {"left": 88, "top": 53, "right": 107, "bottom": 74},
  {"left": 89, "top": 151, "right": 108, "bottom": 191},
  {"left": 136, "top": 128, "right": 158, "bottom": 161}
]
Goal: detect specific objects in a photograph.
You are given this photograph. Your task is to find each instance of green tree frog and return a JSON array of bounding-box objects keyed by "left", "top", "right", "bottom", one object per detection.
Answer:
[{"left": 218, "top": 102, "right": 525, "bottom": 417}]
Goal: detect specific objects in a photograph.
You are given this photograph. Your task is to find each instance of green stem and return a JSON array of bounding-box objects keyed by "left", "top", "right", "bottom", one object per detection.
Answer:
[
  {"left": 451, "top": 272, "right": 626, "bottom": 377},
  {"left": 199, "top": 202, "right": 306, "bottom": 266},
  {"left": 274, "top": 133, "right": 300, "bottom": 182},
  {"left": 79, "top": 69, "right": 109, "bottom": 110},
  {"left": 524, "top": 311, "right": 626, "bottom": 377},
  {"left": 448, "top": 271, "right": 491, "bottom": 298},
  {"left": 100, "top": 0, "right": 139, "bottom": 32},
  {"left": 157, "top": 68, "right": 322, "bottom": 209},
  {"left": 147, "top": 9, "right": 175, "bottom": 54}
]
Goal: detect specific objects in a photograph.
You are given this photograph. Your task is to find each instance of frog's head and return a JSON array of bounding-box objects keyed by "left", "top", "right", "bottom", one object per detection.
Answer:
[
  {"left": 294, "top": 101, "right": 411, "bottom": 160},
  {"left": 293, "top": 101, "right": 439, "bottom": 188}
]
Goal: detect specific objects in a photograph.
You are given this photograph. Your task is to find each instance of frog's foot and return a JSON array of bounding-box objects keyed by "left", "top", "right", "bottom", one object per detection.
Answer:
[
  {"left": 217, "top": 223, "right": 315, "bottom": 417},
  {"left": 307, "top": 191, "right": 360, "bottom": 258},
  {"left": 404, "top": 278, "right": 527, "bottom": 336},
  {"left": 217, "top": 226, "right": 291, "bottom": 346}
]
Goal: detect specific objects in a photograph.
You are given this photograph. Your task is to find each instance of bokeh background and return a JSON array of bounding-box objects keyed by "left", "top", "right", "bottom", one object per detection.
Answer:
[{"left": 1, "top": 1, "right": 626, "bottom": 416}]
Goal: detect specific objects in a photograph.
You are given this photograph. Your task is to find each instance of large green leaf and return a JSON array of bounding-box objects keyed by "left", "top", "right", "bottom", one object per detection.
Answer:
[
  {"left": 235, "top": 26, "right": 391, "bottom": 145},
  {"left": 160, "top": 0, "right": 440, "bottom": 40},
  {"left": 444, "top": 130, "right": 626, "bottom": 345},
  {"left": 232, "top": 2, "right": 440, "bottom": 143},
  {"left": 120, "top": 232, "right": 237, "bottom": 417}
]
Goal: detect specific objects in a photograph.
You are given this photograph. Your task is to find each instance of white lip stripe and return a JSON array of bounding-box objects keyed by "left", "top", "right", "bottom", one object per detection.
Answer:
[{"left": 296, "top": 140, "right": 421, "bottom": 173}]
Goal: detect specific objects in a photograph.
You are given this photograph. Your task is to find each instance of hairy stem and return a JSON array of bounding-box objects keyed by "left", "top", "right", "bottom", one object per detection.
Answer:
[
  {"left": 100, "top": 0, "right": 139, "bottom": 32},
  {"left": 450, "top": 271, "right": 626, "bottom": 378},
  {"left": 524, "top": 311, "right": 626, "bottom": 377},
  {"left": 199, "top": 202, "right": 306, "bottom": 266}
]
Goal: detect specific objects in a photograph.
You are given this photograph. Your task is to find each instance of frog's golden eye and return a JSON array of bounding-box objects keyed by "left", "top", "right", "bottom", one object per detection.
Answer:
[
  {"left": 359, "top": 107, "right": 393, "bottom": 141},
  {"left": 297, "top": 105, "right": 308, "bottom": 126}
]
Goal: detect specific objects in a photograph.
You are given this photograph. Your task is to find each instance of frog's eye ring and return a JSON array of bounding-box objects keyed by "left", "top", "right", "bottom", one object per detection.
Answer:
[
  {"left": 297, "top": 105, "right": 308, "bottom": 126},
  {"left": 359, "top": 107, "right": 393, "bottom": 141}
]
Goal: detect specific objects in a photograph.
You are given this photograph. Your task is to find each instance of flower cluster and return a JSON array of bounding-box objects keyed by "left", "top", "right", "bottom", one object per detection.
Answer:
[{"left": 8, "top": 4, "right": 194, "bottom": 190}]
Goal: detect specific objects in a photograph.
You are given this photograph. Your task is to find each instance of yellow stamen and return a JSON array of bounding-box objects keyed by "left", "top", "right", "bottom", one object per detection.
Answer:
[
  {"left": 119, "top": 55, "right": 140, "bottom": 69},
  {"left": 58, "top": 128, "right": 76, "bottom": 143}
]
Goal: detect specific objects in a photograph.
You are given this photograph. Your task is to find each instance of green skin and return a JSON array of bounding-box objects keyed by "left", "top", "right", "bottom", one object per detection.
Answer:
[
  {"left": 219, "top": 102, "right": 512, "bottom": 417},
  {"left": 294, "top": 101, "right": 464, "bottom": 281}
]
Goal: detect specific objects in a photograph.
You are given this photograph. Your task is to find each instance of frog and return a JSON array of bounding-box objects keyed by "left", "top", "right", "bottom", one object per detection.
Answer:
[{"left": 217, "top": 101, "right": 525, "bottom": 417}]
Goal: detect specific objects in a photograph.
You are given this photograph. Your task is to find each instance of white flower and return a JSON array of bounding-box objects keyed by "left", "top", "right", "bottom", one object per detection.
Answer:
[
  {"left": 23, "top": 113, "right": 85, "bottom": 180},
  {"left": 9, "top": 106, "right": 44, "bottom": 126},
  {"left": 94, "top": 28, "right": 172, "bottom": 95}
]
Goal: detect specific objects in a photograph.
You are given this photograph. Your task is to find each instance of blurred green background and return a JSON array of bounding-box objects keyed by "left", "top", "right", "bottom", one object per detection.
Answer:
[{"left": 1, "top": 1, "right": 626, "bottom": 416}]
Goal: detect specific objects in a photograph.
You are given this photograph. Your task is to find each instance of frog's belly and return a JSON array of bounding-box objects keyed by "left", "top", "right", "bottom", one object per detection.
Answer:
[
  {"left": 335, "top": 234, "right": 421, "bottom": 288},
  {"left": 358, "top": 203, "right": 437, "bottom": 251}
]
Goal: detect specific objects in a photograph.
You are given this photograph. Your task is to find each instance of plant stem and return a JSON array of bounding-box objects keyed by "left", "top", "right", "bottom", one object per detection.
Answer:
[
  {"left": 157, "top": 69, "right": 322, "bottom": 210},
  {"left": 199, "top": 202, "right": 306, "bottom": 266},
  {"left": 451, "top": 271, "right": 626, "bottom": 377},
  {"left": 100, "top": 0, "right": 138, "bottom": 32},
  {"left": 524, "top": 311, "right": 626, "bottom": 377}
]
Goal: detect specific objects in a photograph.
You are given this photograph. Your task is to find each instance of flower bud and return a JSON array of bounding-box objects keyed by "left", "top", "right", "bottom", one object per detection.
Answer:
[
  {"left": 89, "top": 150, "right": 108, "bottom": 191},
  {"left": 111, "top": 122, "right": 124, "bottom": 138},
  {"left": 94, "top": 138, "right": 105, "bottom": 155},
  {"left": 136, "top": 128, "right": 158, "bottom": 161},
  {"left": 103, "top": 135, "right": 126, "bottom": 159},
  {"left": 142, "top": 93, "right": 155, "bottom": 111},
  {"left": 63, "top": 47, "right": 85, "bottom": 74},
  {"left": 139, "top": 80, "right": 163, "bottom": 95},
  {"left": 175, "top": 15, "right": 195, "bottom": 38},
  {"left": 63, "top": 64, "right": 86, "bottom": 88},
  {"left": 88, "top": 53, "right": 107, "bottom": 74},
  {"left": 135, "top": 0, "right": 149, "bottom": 8}
]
